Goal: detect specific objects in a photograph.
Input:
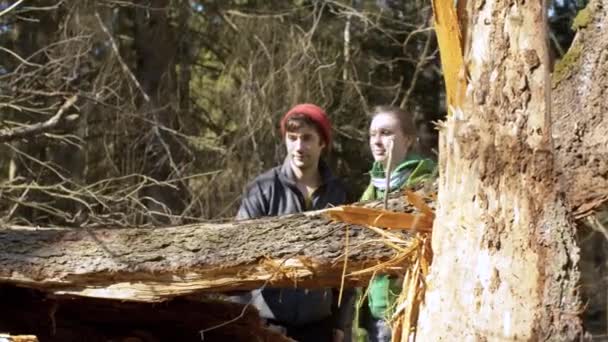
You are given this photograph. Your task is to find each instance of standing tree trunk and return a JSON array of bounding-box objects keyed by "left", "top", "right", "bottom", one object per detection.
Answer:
[
  {"left": 552, "top": 0, "right": 608, "bottom": 336},
  {"left": 417, "top": 0, "right": 584, "bottom": 340},
  {"left": 552, "top": 0, "right": 608, "bottom": 218},
  {"left": 131, "top": 0, "right": 189, "bottom": 224}
]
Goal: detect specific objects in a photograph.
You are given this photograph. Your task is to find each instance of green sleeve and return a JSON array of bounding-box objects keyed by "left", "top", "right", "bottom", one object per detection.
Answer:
[
  {"left": 406, "top": 159, "right": 437, "bottom": 187},
  {"left": 360, "top": 182, "right": 377, "bottom": 202},
  {"left": 368, "top": 274, "right": 402, "bottom": 320}
]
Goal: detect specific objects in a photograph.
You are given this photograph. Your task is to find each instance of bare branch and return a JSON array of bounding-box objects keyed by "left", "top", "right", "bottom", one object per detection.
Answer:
[
  {"left": 94, "top": 11, "right": 150, "bottom": 102},
  {"left": 0, "top": 95, "right": 77, "bottom": 142},
  {"left": 0, "top": 47, "right": 44, "bottom": 67},
  {"left": 0, "top": 0, "right": 25, "bottom": 18}
]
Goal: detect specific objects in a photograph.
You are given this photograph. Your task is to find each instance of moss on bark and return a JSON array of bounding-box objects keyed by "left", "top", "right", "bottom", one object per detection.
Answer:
[
  {"left": 572, "top": 6, "right": 593, "bottom": 30},
  {"left": 552, "top": 42, "right": 583, "bottom": 87}
]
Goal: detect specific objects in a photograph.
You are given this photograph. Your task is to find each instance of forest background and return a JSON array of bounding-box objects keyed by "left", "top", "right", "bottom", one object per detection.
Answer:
[
  {"left": 4, "top": 0, "right": 608, "bottom": 339},
  {"left": 0, "top": 0, "right": 586, "bottom": 227}
]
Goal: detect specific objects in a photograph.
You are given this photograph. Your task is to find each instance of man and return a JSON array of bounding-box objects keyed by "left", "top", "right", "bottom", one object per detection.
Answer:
[{"left": 236, "top": 103, "right": 352, "bottom": 342}]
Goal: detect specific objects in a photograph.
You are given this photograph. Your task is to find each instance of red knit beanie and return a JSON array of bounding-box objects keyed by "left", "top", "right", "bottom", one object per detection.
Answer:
[{"left": 280, "top": 103, "right": 332, "bottom": 146}]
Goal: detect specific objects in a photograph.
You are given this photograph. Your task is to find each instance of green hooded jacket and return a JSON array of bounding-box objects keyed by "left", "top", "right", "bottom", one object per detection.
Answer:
[{"left": 360, "top": 154, "right": 435, "bottom": 320}]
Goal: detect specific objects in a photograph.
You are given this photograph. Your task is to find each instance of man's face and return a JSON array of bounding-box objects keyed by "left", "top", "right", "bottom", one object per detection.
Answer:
[
  {"left": 285, "top": 123, "right": 326, "bottom": 171},
  {"left": 369, "top": 113, "right": 412, "bottom": 167}
]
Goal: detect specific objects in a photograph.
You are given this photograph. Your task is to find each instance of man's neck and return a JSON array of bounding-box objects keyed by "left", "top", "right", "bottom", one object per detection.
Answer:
[{"left": 290, "top": 161, "right": 321, "bottom": 188}]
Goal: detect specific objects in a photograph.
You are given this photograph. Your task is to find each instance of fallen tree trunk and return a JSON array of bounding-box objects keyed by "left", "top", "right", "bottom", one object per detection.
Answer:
[
  {"left": 0, "top": 334, "right": 38, "bottom": 342},
  {"left": 0, "top": 285, "right": 290, "bottom": 342},
  {"left": 0, "top": 198, "right": 419, "bottom": 302},
  {"left": 0, "top": 168, "right": 604, "bottom": 306}
]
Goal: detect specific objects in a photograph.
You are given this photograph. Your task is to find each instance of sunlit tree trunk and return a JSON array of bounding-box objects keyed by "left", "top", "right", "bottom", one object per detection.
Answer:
[{"left": 417, "top": 0, "right": 584, "bottom": 340}]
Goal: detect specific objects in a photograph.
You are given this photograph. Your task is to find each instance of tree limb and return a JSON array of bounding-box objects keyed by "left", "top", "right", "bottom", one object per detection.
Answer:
[{"left": 0, "top": 96, "right": 78, "bottom": 143}]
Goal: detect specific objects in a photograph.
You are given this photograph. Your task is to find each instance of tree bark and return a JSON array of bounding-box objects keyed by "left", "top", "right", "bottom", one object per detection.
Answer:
[
  {"left": 418, "top": 0, "right": 584, "bottom": 340},
  {"left": 0, "top": 205, "right": 408, "bottom": 302},
  {"left": 552, "top": 0, "right": 608, "bottom": 337},
  {"left": 552, "top": 0, "right": 608, "bottom": 219}
]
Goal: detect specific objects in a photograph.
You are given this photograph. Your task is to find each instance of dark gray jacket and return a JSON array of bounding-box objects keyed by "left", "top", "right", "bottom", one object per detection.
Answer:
[
  {"left": 236, "top": 157, "right": 352, "bottom": 330},
  {"left": 237, "top": 158, "right": 347, "bottom": 219}
]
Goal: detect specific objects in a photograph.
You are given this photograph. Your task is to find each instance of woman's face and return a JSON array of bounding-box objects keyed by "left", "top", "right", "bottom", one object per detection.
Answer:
[{"left": 369, "top": 112, "right": 412, "bottom": 167}]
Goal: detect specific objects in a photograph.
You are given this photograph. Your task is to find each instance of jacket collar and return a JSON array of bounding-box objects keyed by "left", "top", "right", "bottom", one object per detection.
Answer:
[{"left": 369, "top": 153, "right": 423, "bottom": 178}]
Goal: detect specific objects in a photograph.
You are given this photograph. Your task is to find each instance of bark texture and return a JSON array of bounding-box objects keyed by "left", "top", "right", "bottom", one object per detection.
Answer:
[
  {"left": 553, "top": 0, "right": 608, "bottom": 218},
  {"left": 552, "top": 0, "right": 608, "bottom": 337},
  {"left": 418, "top": 1, "right": 583, "bottom": 340},
  {"left": 0, "top": 207, "right": 408, "bottom": 302}
]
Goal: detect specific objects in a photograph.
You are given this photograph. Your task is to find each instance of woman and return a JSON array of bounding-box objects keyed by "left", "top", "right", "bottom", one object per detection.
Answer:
[{"left": 355, "top": 106, "right": 435, "bottom": 342}]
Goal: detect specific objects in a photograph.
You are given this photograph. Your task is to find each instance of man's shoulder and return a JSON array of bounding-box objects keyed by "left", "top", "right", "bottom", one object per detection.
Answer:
[
  {"left": 245, "top": 165, "right": 283, "bottom": 191},
  {"left": 320, "top": 175, "right": 348, "bottom": 205},
  {"left": 326, "top": 176, "right": 347, "bottom": 192},
  {"left": 318, "top": 161, "right": 346, "bottom": 190}
]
